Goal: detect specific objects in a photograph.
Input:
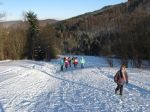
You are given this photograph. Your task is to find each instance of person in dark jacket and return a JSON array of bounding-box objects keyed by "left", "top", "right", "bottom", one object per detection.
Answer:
[
  {"left": 114, "top": 64, "right": 128, "bottom": 95},
  {"left": 68, "top": 57, "right": 72, "bottom": 67}
]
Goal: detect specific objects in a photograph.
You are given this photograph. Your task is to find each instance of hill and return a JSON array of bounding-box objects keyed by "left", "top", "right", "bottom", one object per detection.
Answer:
[
  {"left": 53, "top": 0, "right": 150, "bottom": 65},
  {"left": 0, "top": 56, "right": 149, "bottom": 111},
  {"left": 57, "top": 0, "right": 150, "bottom": 33},
  {"left": 0, "top": 0, "right": 150, "bottom": 66}
]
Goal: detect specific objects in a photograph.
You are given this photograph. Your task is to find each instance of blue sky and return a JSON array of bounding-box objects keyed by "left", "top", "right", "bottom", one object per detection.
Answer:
[{"left": 0, "top": 0, "right": 127, "bottom": 21}]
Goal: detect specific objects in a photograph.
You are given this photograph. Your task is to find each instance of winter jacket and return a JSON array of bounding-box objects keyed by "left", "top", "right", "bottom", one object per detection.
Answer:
[
  {"left": 64, "top": 60, "right": 69, "bottom": 65},
  {"left": 60, "top": 59, "right": 64, "bottom": 66},
  {"left": 74, "top": 59, "right": 78, "bottom": 65},
  {"left": 80, "top": 57, "right": 85, "bottom": 64},
  {"left": 114, "top": 70, "right": 128, "bottom": 85}
]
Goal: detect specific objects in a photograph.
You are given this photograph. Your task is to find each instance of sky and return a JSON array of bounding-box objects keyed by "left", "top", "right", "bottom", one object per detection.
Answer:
[{"left": 0, "top": 0, "right": 127, "bottom": 21}]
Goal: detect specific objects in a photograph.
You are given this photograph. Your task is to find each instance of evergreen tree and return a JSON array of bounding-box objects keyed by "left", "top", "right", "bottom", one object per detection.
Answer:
[{"left": 25, "top": 11, "right": 40, "bottom": 59}]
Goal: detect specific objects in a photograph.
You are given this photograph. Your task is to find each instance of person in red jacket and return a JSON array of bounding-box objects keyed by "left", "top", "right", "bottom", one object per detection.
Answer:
[
  {"left": 64, "top": 57, "right": 69, "bottom": 70},
  {"left": 73, "top": 57, "right": 78, "bottom": 68},
  {"left": 114, "top": 64, "right": 128, "bottom": 95}
]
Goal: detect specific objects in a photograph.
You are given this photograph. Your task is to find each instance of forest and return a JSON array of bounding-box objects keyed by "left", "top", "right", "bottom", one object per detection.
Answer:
[{"left": 0, "top": 0, "right": 149, "bottom": 67}]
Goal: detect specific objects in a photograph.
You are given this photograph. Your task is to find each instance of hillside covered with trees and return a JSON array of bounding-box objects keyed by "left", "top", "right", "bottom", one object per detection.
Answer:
[
  {"left": 0, "top": 0, "right": 150, "bottom": 67},
  {"left": 54, "top": 0, "right": 150, "bottom": 67}
]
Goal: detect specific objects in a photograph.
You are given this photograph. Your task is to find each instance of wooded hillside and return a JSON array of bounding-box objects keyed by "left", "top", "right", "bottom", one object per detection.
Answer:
[{"left": 0, "top": 0, "right": 149, "bottom": 67}]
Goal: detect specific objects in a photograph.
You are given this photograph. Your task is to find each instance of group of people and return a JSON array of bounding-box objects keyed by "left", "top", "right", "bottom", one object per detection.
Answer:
[
  {"left": 60, "top": 56, "right": 85, "bottom": 71},
  {"left": 60, "top": 56, "right": 128, "bottom": 95}
]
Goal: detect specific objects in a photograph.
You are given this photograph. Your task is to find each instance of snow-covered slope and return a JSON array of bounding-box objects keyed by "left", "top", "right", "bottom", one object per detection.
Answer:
[{"left": 0, "top": 56, "right": 150, "bottom": 112}]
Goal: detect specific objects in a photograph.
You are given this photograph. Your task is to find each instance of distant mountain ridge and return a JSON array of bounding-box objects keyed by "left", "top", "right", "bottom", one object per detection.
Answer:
[
  {"left": 0, "top": 19, "right": 58, "bottom": 27},
  {"left": 55, "top": 0, "right": 150, "bottom": 34}
]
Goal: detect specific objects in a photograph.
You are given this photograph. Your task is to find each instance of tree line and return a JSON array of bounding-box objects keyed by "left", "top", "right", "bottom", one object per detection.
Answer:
[
  {"left": 0, "top": 0, "right": 150, "bottom": 67},
  {"left": 53, "top": 1, "right": 150, "bottom": 67},
  {"left": 0, "top": 11, "right": 58, "bottom": 61}
]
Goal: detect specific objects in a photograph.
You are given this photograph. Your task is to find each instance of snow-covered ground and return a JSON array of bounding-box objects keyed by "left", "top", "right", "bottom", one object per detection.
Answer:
[{"left": 0, "top": 56, "right": 150, "bottom": 112}]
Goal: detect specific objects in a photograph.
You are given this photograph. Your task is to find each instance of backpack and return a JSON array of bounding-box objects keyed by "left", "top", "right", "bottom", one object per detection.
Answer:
[{"left": 114, "top": 72, "right": 119, "bottom": 83}]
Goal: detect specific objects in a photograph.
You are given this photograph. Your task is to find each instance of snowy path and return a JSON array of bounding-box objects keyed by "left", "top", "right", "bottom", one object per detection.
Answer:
[{"left": 0, "top": 58, "right": 150, "bottom": 112}]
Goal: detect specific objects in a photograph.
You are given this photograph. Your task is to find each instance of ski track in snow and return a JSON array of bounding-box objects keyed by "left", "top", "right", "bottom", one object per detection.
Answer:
[{"left": 0, "top": 58, "right": 150, "bottom": 112}]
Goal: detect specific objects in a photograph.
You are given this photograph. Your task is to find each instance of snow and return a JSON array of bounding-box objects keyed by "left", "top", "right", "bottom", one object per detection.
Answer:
[{"left": 0, "top": 56, "right": 150, "bottom": 112}]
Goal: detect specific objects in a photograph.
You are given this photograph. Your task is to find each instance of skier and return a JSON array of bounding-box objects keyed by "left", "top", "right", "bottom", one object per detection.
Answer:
[
  {"left": 80, "top": 57, "right": 85, "bottom": 68},
  {"left": 60, "top": 58, "right": 64, "bottom": 71},
  {"left": 114, "top": 64, "right": 128, "bottom": 95}
]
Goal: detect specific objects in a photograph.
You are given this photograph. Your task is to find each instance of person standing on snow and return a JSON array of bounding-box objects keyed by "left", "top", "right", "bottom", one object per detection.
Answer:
[
  {"left": 72, "top": 57, "right": 75, "bottom": 65},
  {"left": 60, "top": 58, "right": 64, "bottom": 71},
  {"left": 68, "top": 57, "right": 72, "bottom": 67},
  {"left": 64, "top": 57, "right": 69, "bottom": 70},
  {"left": 80, "top": 57, "right": 85, "bottom": 68},
  {"left": 114, "top": 64, "right": 128, "bottom": 95},
  {"left": 74, "top": 57, "right": 78, "bottom": 68}
]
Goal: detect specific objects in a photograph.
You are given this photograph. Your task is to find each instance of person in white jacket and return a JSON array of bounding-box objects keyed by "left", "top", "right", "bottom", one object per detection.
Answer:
[{"left": 80, "top": 57, "right": 85, "bottom": 68}]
